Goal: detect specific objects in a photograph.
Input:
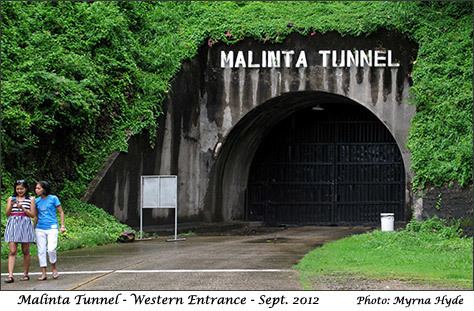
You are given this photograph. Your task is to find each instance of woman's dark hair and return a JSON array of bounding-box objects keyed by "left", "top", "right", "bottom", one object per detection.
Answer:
[
  {"left": 36, "top": 180, "right": 51, "bottom": 196},
  {"left": 13, "top": 179, "right": 29, "bottom": 196}
]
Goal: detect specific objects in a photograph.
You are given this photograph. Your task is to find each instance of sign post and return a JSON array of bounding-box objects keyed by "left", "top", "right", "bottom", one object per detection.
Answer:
[{"left": 140, "top": 175, "right": 185, "bottom": 241}]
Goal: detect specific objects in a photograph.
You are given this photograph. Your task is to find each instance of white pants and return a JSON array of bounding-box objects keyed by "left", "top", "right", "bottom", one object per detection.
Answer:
[{"left": 35, "top": 228, "right": 58, "bottom": 268}]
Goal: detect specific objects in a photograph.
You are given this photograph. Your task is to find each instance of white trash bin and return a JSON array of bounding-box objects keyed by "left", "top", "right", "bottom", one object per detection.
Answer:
[{"left": 380, "top": 213, "right": 394, "bottom": 232}]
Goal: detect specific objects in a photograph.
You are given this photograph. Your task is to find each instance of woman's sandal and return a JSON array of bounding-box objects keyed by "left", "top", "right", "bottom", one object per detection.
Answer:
[
  {"left": 4, "top": 276, "right": 14, "bottom": 283},
  {"left": 37, "top": 275, "right": 47, "bottom": 281},
  {"left": 52, "top": 272, "right": 59, "bottom": 280},
  {"left": 20, "top": 275, "right": 30, "bottom": 281}
]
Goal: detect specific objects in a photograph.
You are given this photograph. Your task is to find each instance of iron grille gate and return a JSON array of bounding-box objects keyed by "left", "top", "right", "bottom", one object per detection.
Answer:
[{"left": 247, "top": 104, "right": 405, "bottom": 225}]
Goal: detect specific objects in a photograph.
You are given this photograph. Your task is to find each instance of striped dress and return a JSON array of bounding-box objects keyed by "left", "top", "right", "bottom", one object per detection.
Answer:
[{"left": 4, "top": 196, "right": 36, "bottom": 243}]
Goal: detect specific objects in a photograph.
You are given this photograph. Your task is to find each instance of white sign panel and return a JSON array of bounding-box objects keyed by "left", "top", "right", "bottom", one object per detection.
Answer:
[
  {"left": 142, "top": 176, "right": 159, "bottom": 208},
  {"left": 142, "top": 175, "right": 177, "bottom": 208},
  {"left": 159, "top": 176, "right": 177, "bottom": 207},
  {"left": 140, "top": 175, "right": 182, "bottom": 241}
]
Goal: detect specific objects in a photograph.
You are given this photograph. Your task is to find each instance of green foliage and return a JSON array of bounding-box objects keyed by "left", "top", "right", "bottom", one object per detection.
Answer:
[
  {"left": 58, "top": 199, "right": 130, "bottom": 249},
  {"left": 405, "top": 216, "right": 463, "bottom": 239},
  {"left": 1, "top": 1, "right": 164, "bottom": 192},
  {"left": 1, "top": 197, "right": 131, "bottom": 259},
  {"left": 407, "top": 9, "right": 473, "bottom": 189},
  {"left": 1, "top": 1, "right": 472, "bottom": 200},
  {"left": 296, "top": 217, "right": 473, "bottom": 289}
]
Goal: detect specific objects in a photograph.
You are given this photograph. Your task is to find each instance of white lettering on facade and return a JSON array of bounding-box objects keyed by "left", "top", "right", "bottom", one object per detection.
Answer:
[
  {"left": 281, "top": 50, "right": 295, "bottom": 67},
  {"left": 295, "top": 51, "right": 307, "bottom": 68},
  {"left": 220, "top": 49, "right": 400, "bottom": 68},
  {"left": 387, "top": 50, "right": 400, "bottom": 67},
  {"left": 319, "top": 50, "right": 331, "bottom": 67},
  {"left": 247, "top": 51, "right": 259, "bottom": 68},
  {"left": 235, "top": 51, "right": 246, "bottom": 67},
  {"left": 267, "top": 51, "right": 281, "bottom": 68},
  {"left": 347, "top": 50, "right": 359, "bottom": 67},
  {"left": 374, "top": 50, "right": 386, "bottom": 67},
  {"left": 360, "top": 50, "right": 372, "bottom": 67},
  {"left": 221, "top": 51, "right": 234, "bottom": 68}
]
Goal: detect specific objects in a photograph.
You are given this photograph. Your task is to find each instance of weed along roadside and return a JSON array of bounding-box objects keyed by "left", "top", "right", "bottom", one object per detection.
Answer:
[
  {"left": 295, "top": 218, "right": 473, "bottom": 290},
  {"left": 1, "top": 199, "right": 131, "bottom": 260}
]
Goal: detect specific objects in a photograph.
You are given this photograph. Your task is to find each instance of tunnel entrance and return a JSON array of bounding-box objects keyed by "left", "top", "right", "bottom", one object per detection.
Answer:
[
  {"left": 87, "top": 31, "right": 417, "bottom": 226},
  {"left": 246, "top": 102, "right": 405, "bottom": 225}
]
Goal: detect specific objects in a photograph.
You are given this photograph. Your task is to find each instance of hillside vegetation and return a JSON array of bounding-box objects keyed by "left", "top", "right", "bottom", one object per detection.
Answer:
[{"left": 1, "top": 2, "right": 472, "bottom": 248}]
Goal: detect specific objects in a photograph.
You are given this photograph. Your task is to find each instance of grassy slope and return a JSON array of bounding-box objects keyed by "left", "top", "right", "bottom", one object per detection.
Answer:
[
  {"left": 296, "top": 222, "right": 473, "bottom": 289},
  {"left": 1, "top": 198, "right": 129, "bottom": 259}
]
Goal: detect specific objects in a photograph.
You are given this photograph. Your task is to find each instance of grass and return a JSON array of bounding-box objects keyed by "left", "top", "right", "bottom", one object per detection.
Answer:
[
  {"left": 295, "top": 218, "right": 473, "bottom": 289},
  {"left": 1, "top": 198, "right": 131, "bottom": 259}
]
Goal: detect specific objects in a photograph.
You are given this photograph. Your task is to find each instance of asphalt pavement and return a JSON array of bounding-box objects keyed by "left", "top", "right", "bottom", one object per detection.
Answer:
[{"left": 0, "top": 225, "right": 370, "bottom": 290}]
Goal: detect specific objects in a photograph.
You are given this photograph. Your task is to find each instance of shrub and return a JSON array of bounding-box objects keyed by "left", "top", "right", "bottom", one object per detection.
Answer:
[{"left": 405, "top": 217, "right": 463, "bottom": 239}]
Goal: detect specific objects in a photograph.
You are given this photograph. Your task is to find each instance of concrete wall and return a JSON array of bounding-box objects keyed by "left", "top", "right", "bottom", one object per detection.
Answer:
[
  {"left": 414, "top": 185, "right": 474, "bottom": 236},
  {"left": 86, "top": 30, "right": 419, "bottom": 226},
  {"left": 414, "top": 185, "right": 474, "bottom": 220}
]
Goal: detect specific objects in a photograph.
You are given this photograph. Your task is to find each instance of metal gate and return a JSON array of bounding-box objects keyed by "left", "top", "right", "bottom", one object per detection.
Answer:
[{"left": 247, "top": 103, "right": 405, "bottom": 225}]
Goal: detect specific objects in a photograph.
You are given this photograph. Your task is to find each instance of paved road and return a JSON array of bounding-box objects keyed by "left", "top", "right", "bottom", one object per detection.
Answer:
[{"left": 1, "top": 226, "right": 370, "bottom": 290}]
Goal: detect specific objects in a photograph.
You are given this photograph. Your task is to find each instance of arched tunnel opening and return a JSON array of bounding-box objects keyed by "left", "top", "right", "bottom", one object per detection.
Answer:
[{"left": 206, "top": 91, "right": 406, "bottom": 225}]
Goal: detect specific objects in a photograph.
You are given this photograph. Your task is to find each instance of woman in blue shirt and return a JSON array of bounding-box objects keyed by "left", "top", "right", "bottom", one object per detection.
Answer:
[{"left": 35, "top": 181, "right": 66, "bottom": 281}]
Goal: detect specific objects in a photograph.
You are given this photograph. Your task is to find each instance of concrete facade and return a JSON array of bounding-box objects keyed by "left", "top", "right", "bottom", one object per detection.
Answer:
[
  {"left": 85, "top": 30, "right": 419, "bottom": 226},
  {"left": 414, "top": 185, "right": 474, "bottom": 235}
]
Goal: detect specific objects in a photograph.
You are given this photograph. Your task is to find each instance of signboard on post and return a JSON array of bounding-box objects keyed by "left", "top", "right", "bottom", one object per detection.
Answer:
[{"left": 140, "top": 175, "right": 184, "bottom": 241}]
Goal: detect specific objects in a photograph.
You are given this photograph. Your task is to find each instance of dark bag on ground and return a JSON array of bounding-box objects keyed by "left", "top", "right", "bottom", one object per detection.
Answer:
[{"left": 117, "top": 231, "right": 135, "bottom": 243}]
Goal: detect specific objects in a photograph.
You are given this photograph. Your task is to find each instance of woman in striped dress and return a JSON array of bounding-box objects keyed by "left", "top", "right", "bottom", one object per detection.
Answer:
[{"left": 4, "top": 180, "right": 37, "bottom": 283}]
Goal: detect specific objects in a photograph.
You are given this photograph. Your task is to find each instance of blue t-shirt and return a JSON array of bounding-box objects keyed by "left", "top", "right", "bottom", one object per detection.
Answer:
[{"left": 35, "top": 195, "right": 61, "bottom": 230}]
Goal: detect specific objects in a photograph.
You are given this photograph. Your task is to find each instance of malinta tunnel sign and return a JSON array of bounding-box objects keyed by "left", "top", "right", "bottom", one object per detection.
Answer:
[{"left": 221, "top": 49, "right": 400, "bottom": 68}]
